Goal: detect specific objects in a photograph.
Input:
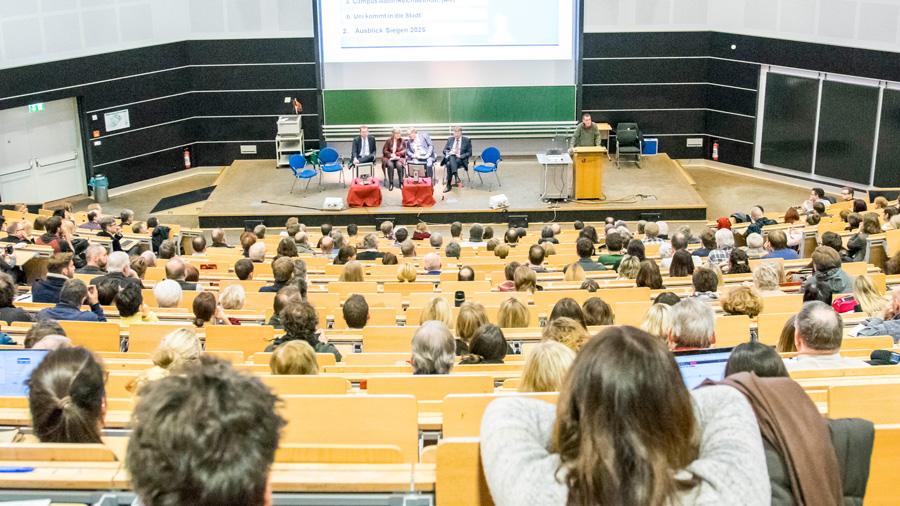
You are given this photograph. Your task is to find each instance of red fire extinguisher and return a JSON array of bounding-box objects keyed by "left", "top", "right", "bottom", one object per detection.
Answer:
[
  {"left": 712, "top": 140, "right": 719, "bottom": 161},
  {"left": 184, "top": 148, "right": 191, "bottom": 169}
]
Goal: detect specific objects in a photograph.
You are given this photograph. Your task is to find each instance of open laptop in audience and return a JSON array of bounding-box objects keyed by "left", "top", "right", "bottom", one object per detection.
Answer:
[
  {"left": 674, "top": 347, "right": 734, "bottom": 390},
  {"left": 0, "top": 349, "right": 49, "bottom": 396}
]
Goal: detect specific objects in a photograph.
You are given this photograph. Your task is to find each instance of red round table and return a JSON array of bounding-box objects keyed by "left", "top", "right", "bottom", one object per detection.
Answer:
[
  {"left": 347, "top": 178, "right": 382, "bottom": 208},
  {"left": 402, "top": 177, "right": 436, "bottom": 207}
]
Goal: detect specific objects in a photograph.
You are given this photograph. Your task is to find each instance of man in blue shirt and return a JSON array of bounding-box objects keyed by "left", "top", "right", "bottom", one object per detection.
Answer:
[
  {"left": 37, "top": 278, "right": 106, "bottom": 322},
  {"left": 762, "top": 230, "right": 799, "bottom": 260}
]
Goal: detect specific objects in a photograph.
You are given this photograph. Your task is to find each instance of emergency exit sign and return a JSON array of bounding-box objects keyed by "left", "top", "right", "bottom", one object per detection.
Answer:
[{"left": 28, "top": 103, "right": 43, "bottom": 112}]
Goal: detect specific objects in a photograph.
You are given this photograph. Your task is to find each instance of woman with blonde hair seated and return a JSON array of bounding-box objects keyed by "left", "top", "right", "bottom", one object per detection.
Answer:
[
  {"left": 721, "top": 285, "right": 764, "bottom": 318},
  {"left": 542, "top": 316, "right": 590, "bottom": 351},
  {"left": 494, "top": 244, "right": 510, "bottom": 260},
  {"left": 397, "top": 262, "right": 417, "bottom": 282},
  {"left": 563, "top": 262, "right": 585, "bottom": 282},
  {"left": 640, "top": 303, "right": 671, "bottom": 342},
  {"left": 127, "top": 328, "right": 202, "bottom": 395},
  {"left": 339, "top": 260, "right": 365, "bottom": 282},
  {"left": 514, "top": 265, "right": 538, "bottom": 293},
  {"left": 218, "top": 284, "right": 245, "bottom": 325},
  {"left": 852, "top": 275, "right": 887, "bottom": 316},
  {"left": 617, "top": 254, "right": 640, "bottom": 280},
  {"left": 497, "top": 297, "right": 530, "bottom": 328},
  {"left": 518, "top": 340, "right": 575, "bottom": 393},
  {"left": 753, "top": 261, "right": 785, "bottom": 296},
  {"left": 541, "top": 242, "right": 556, "bottom": 257},
  {"left": 269, "top": 340, "right": 319, "bottom": 375},
  {"left": 419, "top": 296, "right": 453, "bottom": 327}
]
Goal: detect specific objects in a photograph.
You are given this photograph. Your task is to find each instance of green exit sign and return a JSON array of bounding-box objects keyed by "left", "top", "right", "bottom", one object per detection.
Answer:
[{"left": 28, "top": 103, "right": 43, "bottom": 112}]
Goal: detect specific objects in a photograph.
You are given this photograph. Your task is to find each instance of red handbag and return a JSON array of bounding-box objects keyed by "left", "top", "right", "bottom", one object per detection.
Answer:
[{"left": 832, "top": 295, "right": 857, "bottom": 313}]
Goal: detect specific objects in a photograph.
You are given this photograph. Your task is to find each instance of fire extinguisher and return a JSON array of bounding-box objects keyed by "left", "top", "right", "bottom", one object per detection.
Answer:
[
  {"left": 183, "top": 148, "right": 191, "bottom": 169},
  {"left": 712, "top": 140, "right": 719, "bottom": 161}
]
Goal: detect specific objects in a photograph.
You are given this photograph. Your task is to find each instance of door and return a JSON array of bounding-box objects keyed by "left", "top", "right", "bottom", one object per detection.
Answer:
[{"left": 0, "top": 98, "right": 86, "bottom": 203}]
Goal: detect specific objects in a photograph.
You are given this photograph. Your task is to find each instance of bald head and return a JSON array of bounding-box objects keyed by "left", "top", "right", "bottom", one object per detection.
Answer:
[
  {"left": 795, "top": 300, "right": 843, "bottom": 352},
  {"left": 423, "top": 252, "right": 441, "bottom": 272},
  {"left": 249, "top": 242, "right": 266, "bottom": 261},
  {"left": 320, "top": 236, "right": 334, "bottom": 253},
  {"left": 750, "top": 206, "right": 763, "bottom": 219},
  {"left": 165, "top": 258, "right": 186, "bottom": 280}
]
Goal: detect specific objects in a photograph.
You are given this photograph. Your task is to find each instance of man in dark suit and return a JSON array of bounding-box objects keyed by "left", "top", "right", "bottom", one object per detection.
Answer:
[
  {"left": 350, "top": 125, "right": 377, "bottom": 175},
  {"left": 441, "top": 126, "right": 472, "bottom": 193}
]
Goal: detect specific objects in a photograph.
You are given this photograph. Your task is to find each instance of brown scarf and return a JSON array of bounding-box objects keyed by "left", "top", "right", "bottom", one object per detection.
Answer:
[{"left": 714, "top": 373, "right": 843, "bottom": 506}]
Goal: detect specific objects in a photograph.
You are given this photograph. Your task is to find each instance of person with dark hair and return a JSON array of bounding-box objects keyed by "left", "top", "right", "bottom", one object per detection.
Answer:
[
  {"left": 234, "top": 258, "right": 254, "bottom": 280},
  {"left": 37, "top": 279, "right": 105, "bottom": 322},
  {"left": 785, "top": 301, "right": 870, "bottom": 371},
  {"left": 597, "top": 231, "right": 624, "bottom": 267},
  {"left": 97, "top": 217, "right": 124, "bottom": 252},
  {"left": 654, "top": 291, "right": 682, "bottom": 306},
  {"left": 267, "top": 285, "right": 300, "bottom": 330},
  {"left": 115, "top": 282, "right": 158, "bottom": 325},
  {"left": 574, "top": 237, "right": 604, "bottom": 271},
  {"left": 573, "top": 220, "right": 584, "bottom": 230},
  {"left": 690, "top": 268, "right": 719, "bottom": 301},
  {"left": 35, "top": 216, "right": 74, "bottom": 255},
  {"left": 844, "top": 212, "right": 881, "bottom": 263},
  {"left": 0, "top": 273, "right": 31, "bottom": 324},
  {"left": 548, "top": 297, "right": 586, "bottom": 328},
  {"left": 460, "top": 223, "right": 485, "bottom": 248},
  {"left": 497, "top": 261, "right": 520, "bottom": 292},
  {"left": 582, "top": 297, "right": 614, "bottom": 326},
  {"left": 669, "top": 249, "right": 695, "bottom": 278},
  {"left": 394, "top": 227, "right": 409, "bottom": 245},
  {"left": 27, "top": 346, "right": 106, "bottom": 443},
  {"left": 95, "top": 276, "right": 121, "bottom": 306},
  {"left": 580, "top": 279, "right": 600, "bottom": 292},
  {"left": 459, "top": 324, "right": 507, "bottom": 364},
  {"left": 727, "top": 249, "right": 751, "bottom": 274},
  {"left": 578, "top": 225, "right": 599, "bottom": 244},
  {"left": 78, "top": 211, "right": 101, "bottom": 231},
  {"left": 458, "top": 266, "right": 475, "bottom": 282},
  {"left": 381, "top": 252, "right": 398, "bottom": 265},
  {"left": 526, "top": 244, "right": 547, "bottom": 272},
  {"left": 166, "top": 258, "right": 200, "bottom": 291},
  {"left": 265, "top": 299, "right": 341, "bottom": 360},
  {"left": 636, "top": 260, "right": 665, "bottom": 289},
  {"left": 32, "top": 253, "right": 75, "bottom": 304},
  {"left": 612, "top": 239, "right": 645, "bottom": 271},
  {"left": 481, "top": 326, "right": 768, "bottom": 505},
  {"left": 804, "top": 246, "right": 852, "bottom": 294},
  {"left": 724, "top": 341, "right": 788, "bottom": 378},
  {"left": 693, "top": 228, "right": 716, "bottom": 258},
  {"left": 126, "top": 355, "right": 285, "bottom": 506},
  {"left": 801, "top": 278, "right": 833, "bottom": 304},
  {"left": 840, "top": 186, "right": 854, "bottom": 202},
  {"left": 820, "top": 231, "right": 845, "bottom": 258},
  {"left": 192, "top": 292, "right": 230, "bottom": 328},
  {"left": 274, "top": 237, "right": 297, "bottom": 260},
  {"left": 333, "top": 244, "right": 356, "bottom": 265},
  {"left": 342, "top": 294, "right": 369, "bottom": 330}
]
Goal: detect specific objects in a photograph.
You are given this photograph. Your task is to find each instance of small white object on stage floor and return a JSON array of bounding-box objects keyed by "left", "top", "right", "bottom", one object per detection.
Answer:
[
  {"left": 489, "top": 194, "right": 510, "bottom": 209},
  {"left": 323, "top": 197, "right": 344, "bottom": 210}
]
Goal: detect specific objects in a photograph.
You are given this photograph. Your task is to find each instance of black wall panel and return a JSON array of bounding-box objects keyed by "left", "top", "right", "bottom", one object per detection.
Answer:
[
  {"left": 582, "top": 58, "right": 708, "bottom": 84},
  {"left": 759, "top": 73, "right": 819, "bottom": 173},
  {"left": 0, "top": 38, "right": 320, "bottom": 190},
  {"left": 875, "top": 89, "right": 900, "bottom": 188},
  {"left": 815, "top": 81, "right": 879, "bottom": 184}
]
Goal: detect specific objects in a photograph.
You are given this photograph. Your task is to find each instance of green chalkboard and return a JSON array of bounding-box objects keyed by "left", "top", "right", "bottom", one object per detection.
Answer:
[{"left": 324, "top": 86, "right": 575, "bottom": 125}]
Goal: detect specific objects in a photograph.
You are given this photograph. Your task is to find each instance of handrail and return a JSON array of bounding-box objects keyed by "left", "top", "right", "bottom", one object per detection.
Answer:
[{"left": 35, "top": 151, "right": 77, "bottom": 167}]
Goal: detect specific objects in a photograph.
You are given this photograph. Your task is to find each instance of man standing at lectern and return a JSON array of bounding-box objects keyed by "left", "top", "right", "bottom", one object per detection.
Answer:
[
  {"left": 568, "top": 112, "right": 603, "bottom": 153},
  {"left": 441, "top": 126, "right": 472, "bottom": 193},
  {"left": 350, "top": 125, "right": 377, "bottom": 174},
  {"left": 406, "top": 127, "right": 435, "bottom": 185}
]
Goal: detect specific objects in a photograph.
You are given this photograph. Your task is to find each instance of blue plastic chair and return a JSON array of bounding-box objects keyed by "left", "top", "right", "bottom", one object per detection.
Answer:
[
  {"left": 317, "top": 147, "right": 346, "bottom": 189},
  {"left": 289, "top": 154, "right": 316, "bottom": 194},
  {"left": 473, "top": 147, "right": 502, "bottom": 188}
]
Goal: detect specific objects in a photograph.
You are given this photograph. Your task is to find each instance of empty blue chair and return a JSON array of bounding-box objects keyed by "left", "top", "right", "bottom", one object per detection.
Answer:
[
  {"left": 317, "top": 147, "right": 346, "bottom": 189},
  {"left": 289, "top": 154, "right": 316, "bottom": 193},
  {"left": 473, "top": 147, "right": 502, "bottom": 188}
]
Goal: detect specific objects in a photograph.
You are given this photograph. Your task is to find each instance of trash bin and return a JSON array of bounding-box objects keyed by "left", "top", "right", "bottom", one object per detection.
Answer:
[{"left": 88, "top": 174, "right": 109, "bottom": 204}]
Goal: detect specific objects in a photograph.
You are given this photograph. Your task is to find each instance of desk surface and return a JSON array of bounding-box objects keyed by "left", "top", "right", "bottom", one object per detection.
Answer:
[{"left": 0, "top": 460, "right": 119, "bottom": 489}]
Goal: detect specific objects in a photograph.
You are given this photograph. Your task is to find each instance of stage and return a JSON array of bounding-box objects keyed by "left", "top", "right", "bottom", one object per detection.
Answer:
[{"left": 197, "top": 154, "right": 707, "bottom": 228}]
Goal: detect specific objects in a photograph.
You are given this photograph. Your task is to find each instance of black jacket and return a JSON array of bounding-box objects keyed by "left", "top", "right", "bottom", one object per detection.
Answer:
[
  {"left": 0, "top": 306, "right": 33, "bottom": 325},
  {"left": 32, "top": 276, "right": 67, "bottom": 304},
  {"left": 151, "top": 225, "right": 171, "bottom": 253}
]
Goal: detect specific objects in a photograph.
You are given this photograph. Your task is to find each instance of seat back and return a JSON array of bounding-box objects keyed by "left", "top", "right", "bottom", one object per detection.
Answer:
[
  {"left": 343, "top": 353, "right": 410, "bottom": 366},
  {"left": 442, "top": 393, "right": 558, "bottom": 438},
  {"left": 757, "top": 312, "right": 795, "bottom": 346},
  {"left": 0, "top": 443, "right": 117, "bottom": 462},
  {"left": 274, "top": 444, "right": 404, "bottom": 464},
  {"left": 280, "top": 394, "right": 419, "bottom": 462},
  {"left": 319, "top": 147, "right": 339, "bottom": 165},
  {"left": 713, "top": 315, "right": 752, "bottom": 348},
  {"left": 205, "top": 325, "right": 274, "bottom": 356},
  {"left": 828, "top": 382, "right": 900, "bottom": 423},
  {"left": 127, "top": 323, "right": 192, "bottom": 354},
  {"left": 258, "top": 374, "right": 348, "bottom": 395},
  {"left": 617, "top": 128, "right": 639, "bottom": 145},
  {"left": 58, "top": 321, "right": 120, "bottom": 352},
  {"left": 289, "top": 154, "right": 306, "bottom": 171},
  {"left": 480, "top": 147, "right": 501, "bottom": 166},
  {"left": 366, "top": 375, "right": 495, "bottom": 401},
  {"left": 362, "top": 326, "right": 419, "bottom": 353},
  {"left": 382, "top": 282, "right": 434, "bottom": 296}
]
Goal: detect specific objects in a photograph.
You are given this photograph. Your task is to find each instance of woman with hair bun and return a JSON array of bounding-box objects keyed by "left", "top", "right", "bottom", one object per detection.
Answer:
[
  {"left": 27, "top": 346, "right": 106, "bottom": 443},
  {"left": 127, "top": 328, "right": 202, "bottom": 395}
]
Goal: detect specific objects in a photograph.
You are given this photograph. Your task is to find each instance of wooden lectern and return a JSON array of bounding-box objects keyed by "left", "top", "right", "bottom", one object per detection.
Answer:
[{"left": 573, "top": 146, "right": 605, "bottom": 200}]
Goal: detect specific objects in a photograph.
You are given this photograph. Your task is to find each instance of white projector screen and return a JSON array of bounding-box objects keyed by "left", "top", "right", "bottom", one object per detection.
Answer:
[{"left": 318, "top": 0, "right": 577, "bottom": 90}]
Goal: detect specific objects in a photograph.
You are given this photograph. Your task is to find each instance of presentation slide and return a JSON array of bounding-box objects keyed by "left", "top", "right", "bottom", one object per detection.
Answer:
[{"left": 319, "top": 0, "right": 574, "bottom": 63}]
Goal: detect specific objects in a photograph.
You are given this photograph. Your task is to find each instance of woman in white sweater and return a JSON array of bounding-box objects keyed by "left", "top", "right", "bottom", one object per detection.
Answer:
[{"left": 480, "top": 326, "right": 770, "bottom": 506}]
